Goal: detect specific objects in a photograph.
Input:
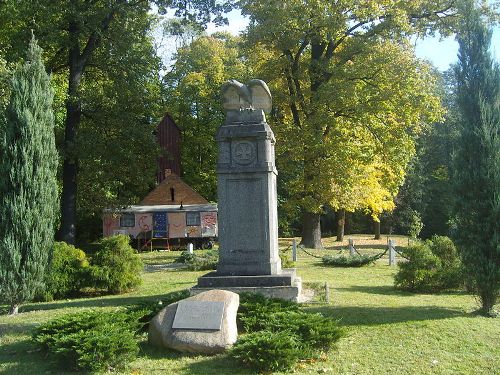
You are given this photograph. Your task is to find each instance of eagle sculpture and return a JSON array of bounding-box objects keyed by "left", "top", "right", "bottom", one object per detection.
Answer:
[{"left": 221, "top": 79, "right": 272, "bottom": 114}]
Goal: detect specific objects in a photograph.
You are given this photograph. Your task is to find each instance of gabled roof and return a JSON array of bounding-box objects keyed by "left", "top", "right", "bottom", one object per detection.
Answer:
[{"left": 140, "top": 172, "right": 208, "bottom": 206}]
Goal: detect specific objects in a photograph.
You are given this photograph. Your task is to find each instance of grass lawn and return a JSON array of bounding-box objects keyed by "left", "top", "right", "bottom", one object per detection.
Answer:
[{"left": 1, "top": 236, "right": 498, "bottom": 374}]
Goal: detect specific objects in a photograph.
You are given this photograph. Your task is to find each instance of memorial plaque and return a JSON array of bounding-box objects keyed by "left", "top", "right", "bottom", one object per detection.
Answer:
[{"left": 172, "top": 301, "right": 225, "bottom": 330}]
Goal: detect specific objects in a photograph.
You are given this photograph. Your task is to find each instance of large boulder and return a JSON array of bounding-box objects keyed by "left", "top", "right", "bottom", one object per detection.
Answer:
[{"left": 148, "top": 289, "right": 239, "bottom": 354}]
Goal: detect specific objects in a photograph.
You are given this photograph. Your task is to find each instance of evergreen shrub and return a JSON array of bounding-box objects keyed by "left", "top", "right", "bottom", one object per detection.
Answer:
[
  {"left": 230, "top": 330, "right": 302, "bottom": 372},
  {"left": 322, "top": 254, "right": 379, "bottom": 267},
  {"left": 175, "top": 249, "right": 219, "bottom": 270},
  {"left": 90, "top": 235, "right": 143, "bottom": 293},
  {"left": 33, "top": 309, "right": 142, "bottom": 372},
  {"left": 232, "top": 293, "right": 344, "bottom": 372},
  {"left": 394, "top": 236, "right": 463, "bottom": 292},
  {"left": 238, "top": 293, "right": 300, "bottom": 332},
  {"left": 127, "top": 289, "right": 190, "bottom": 332},
  {"left": 45, "top": 242, "right": 90, "bottom": 299}
]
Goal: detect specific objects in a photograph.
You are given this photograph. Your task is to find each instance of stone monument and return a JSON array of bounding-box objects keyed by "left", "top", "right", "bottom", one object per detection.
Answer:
[{"left": 191, "top": 79, "right": 301, "bottom": 301}]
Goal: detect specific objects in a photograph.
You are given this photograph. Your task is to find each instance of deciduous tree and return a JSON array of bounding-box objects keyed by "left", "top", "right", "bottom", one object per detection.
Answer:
[
  {"left": 164, "top": 33, "right": 249, "bottom": 200},
  {"left": 240, "top": 0, "right": 449, "bottom": 247}
]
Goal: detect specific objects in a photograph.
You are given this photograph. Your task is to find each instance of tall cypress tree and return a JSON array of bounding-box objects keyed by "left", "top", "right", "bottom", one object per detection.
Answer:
[
  {"left": 453, "top": 1, "right": 500, "bottom": 316},
  {"left": 0, "top": 36, "right": 58, "bottom": 315}
]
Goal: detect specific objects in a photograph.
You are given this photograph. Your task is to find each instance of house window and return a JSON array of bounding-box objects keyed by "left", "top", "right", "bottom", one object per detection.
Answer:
[
  {"left": 186, "top": 212, "right": 200, "bottom": 226},
  {"left": 120, "top": 213, "right": 135, "bottom": 227}
]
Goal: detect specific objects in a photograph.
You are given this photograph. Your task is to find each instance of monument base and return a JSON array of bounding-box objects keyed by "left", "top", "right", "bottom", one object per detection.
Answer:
[{"left": 191, "top": 269, "right": 302, "bottom": 302}]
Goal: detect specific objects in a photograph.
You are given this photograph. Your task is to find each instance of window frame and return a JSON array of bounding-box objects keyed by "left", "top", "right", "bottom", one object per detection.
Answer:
[
  {"left": 120, "top": 213, "right": 135, "bottom": 227},
  {"left": 186, "top": 211, "right": 201, "bottom": 226}
]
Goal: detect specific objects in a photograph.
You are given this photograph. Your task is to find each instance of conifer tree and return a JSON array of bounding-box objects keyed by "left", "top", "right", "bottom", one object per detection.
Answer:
[
  {"left": 0, "top": 36, "right": 58, "bottom": 315},
  {"left": 453, "top": 1, "right": 500, "bottom": 316}
]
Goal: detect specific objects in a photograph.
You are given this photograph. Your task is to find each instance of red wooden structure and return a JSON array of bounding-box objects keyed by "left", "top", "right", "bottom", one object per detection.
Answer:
[{"left": 156, "top": 113, "right": 181, "bottom": 183}]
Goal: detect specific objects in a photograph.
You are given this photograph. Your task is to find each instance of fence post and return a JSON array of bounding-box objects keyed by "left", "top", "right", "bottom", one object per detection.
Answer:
[
  {"left": 325, "top": 282, "right": 330, "bottom": 304},
  {"left": 348, "top": 238, "right": 355, "bottom": 256},
  {"left": 292, "top": 239, "right": 297, "bottom": 261},
  {"left": 187, "top": 243, "right": 194, "bottom": 254},
  {"left": 388, "top": 239, "right": 396, "bottom": 266}
]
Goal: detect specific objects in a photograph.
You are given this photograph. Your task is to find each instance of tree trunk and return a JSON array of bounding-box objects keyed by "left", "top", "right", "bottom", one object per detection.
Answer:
[
  {"left": 374, "top": 220, "right": 381, "bottom": 240},
  {"left": 57, "top": 21, "right": 83, "bottom": 244},
  {"left": 336, "top": 208, "right": 345, "bottom": 242},
  {"left": 301, "top": 211, "right": 322, "bottom": 249},
  {"left": 8, "top": 304, "right": 19, "bottom": 315}
]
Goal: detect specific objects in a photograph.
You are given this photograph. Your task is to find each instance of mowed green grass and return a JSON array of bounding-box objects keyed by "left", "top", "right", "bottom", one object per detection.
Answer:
[{"left": 1, "top": 238, "right": 498, "bottom": 375}]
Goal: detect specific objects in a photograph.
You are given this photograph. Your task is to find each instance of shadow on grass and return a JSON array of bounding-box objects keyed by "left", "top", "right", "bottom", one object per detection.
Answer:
[
  {"left": 138, "top": 342, "right": 252, "bottom": 375},
  {"left": 306, "top": 305, "right": 467, "bottom": 326},
  {"left": 0, "top": 322, "right": 38, "bottom": 336},
  {"left": 15, "top": 289, "right": 192, "bottom": 314},
  {"left": 0, "top": 339, "right": 72, "bottom": 375},
  {"left": 335, "top": 285, "right": 470, "bottom": 297}
]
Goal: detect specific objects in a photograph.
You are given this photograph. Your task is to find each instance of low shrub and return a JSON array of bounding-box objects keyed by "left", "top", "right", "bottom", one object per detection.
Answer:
[
  {"left": 394, "top": 236, "right": 463, "bottom": 292},
  {"left": 175, "top": 250, "right": 196, "bottom": 264},
  {"left": 33, "top": 309, "right": 143, "bottom": 372},
  {"left": 238, "top": 292, "right": 300, "bottom": 332},
  {"left": 126, "top": 289, "right": 190, "bottom": 332},
  {"left": 175, "top": 249, "right": 219, "bottom": 271},
  {"left": 232, "top": 293, "right": 345, "bottom": 372},
  {"left": 322, "top": 253, "right": 379, "bottom": 267},
  {"left": 230, "top": 330, "right": 302, "bottom": 372},
  {"left": 266, "top": 311, "right": 344, "bottom": 351},
  {"left": 45, "top": 242, "right": 90, "bottom": 299},
  {"left": 90, "top": 235, "right": 143, "bottom": 293}
]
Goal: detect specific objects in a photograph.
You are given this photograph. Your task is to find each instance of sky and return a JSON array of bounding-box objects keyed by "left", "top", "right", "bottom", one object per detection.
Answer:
[{"left": 199, "top": 9, "right": 500, "bottom": 72}]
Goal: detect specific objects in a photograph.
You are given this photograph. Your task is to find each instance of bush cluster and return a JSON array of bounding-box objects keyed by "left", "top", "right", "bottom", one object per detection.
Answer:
[
  {"left": 42, "top": 235, "right": 143, "bottom": 300},
  {"left": 175, "top": 249, "right": 219, "bottom": 270},
  {"left": 33, "top": 309, "right": 143, "bottom": 372},
  {"left": 45, "top": 242, "right": 90, "bottom": 299},
  {"left": 89, "top": 235, "right": 143, "bottom": 293},
  {"left": 231, "top": 293, "right": 344, "bottom": 372},
  {"left": 394, "top": 236, "right": 463, "bottom": 292},
  {"left": 32, "top": 290, "right": 190, "bottom": 372},
  {"left": 322, "top": 253, "right": 379, "bottom": 267}
]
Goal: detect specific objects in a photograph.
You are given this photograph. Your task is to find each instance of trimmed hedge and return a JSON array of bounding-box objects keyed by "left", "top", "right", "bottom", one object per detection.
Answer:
[{"left": 322, "top": 253, "right": 379, "bottom": 267}]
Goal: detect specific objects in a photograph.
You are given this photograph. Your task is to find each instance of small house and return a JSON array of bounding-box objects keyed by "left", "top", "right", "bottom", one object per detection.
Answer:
[{"left": 103, "top": 170, "right": 217, "bottom": 250}]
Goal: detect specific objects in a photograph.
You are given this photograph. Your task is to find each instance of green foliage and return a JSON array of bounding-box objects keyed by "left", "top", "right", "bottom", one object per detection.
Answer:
[
  {"left": 233, "top": 293, "right": 344, "bottom": 372},
  {"left": 175, "top": 250, "right": 196, "bottom": 264},
  {"left": 126, "top": 289, "right": 190, "bottom": 332},
  {"left": 238, "top": 293, "right": 300, "bottom": 333},
  {"left": 90, "top": 235, "right": 143, "bottom": 293},
  {"left": 279, "top": 247, "right": 295, "bottom": 268},
  {"left": 239, "top": 0, "right": 455, "bottom": 246},
  {"left": 230, "top": 330, "right": 302, "bottom": 372},
  {"left": 45, "top": 242, "right": 90, "bottom": 299},
  {"left": 265, "top": 311, "right": 344, "bottom": 351},
  {"left": 175, "top": 249, "right": 219, "bottom": 271},
  {"left": 395, "top": 236, "right": 463, "bottom": 292},
  {"left": 0, "top": 36, "right": 58, "bottom": 313},
  {"left": 452, "top": 1, "right": 500, "bottom": 316},
  {"left": 164, "top": 33, "right": 250, "bottom": 201},
  {"left": 322, "top": 254, "right": 379, "bottom": 267},
  {"left": 32, "top": 309, "right": 142, "bottom": 372}
]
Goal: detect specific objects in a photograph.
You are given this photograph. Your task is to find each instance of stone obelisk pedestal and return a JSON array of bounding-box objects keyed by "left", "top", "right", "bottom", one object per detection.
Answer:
[{"left": 191, "top": 80, "right": 301, "bottom": 301}]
